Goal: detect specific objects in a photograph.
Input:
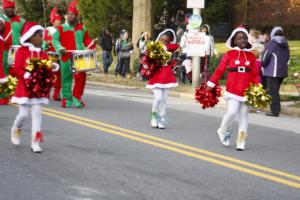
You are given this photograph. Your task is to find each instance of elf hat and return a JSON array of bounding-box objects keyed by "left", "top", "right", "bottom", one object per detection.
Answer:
[
  {"left": 20, "top": 22, "right": 44, "bottom": 46},
  {"left": 67, "top": 0, "right": 79, "bottom": 15},
  {"left": 50, "top": 8, "right": 62, "bottom": 24},
  {"left": 155, "top": 28, "right": 176, "bottom": 44},
  {"left": 2, "top": 0, "right": 16, "bottom": 9},
  {"left": 226, "top": 25, "right": 253, "bottom": 51}
]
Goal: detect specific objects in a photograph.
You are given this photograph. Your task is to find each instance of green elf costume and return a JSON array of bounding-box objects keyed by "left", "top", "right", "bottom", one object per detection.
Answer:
[
  {"left": 52, "top": 1, "right": 95, "bottom": 108},
  {"left": 0, "top": 0, "right": 25, "bottom": 104}
]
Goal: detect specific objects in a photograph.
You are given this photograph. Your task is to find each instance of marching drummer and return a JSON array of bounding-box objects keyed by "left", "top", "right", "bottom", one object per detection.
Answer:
[
  {"left": 43, "top": 8, "right": 62, "bottom": 101},
  {"left": 52, "top": 1, "right": 96, "bottom": 108}
]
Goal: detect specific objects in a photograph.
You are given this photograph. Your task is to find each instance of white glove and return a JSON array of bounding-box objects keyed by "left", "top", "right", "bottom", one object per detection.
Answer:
[
  {"left": 23, "top": 72, "right": 31, "bottom": 79},
  {"left": 51, "top": 63, "right": 60, "bottom": 72}
]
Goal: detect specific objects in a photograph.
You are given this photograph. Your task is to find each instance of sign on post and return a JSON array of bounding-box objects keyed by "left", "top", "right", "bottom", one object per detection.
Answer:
[
  {"left": 187, "top": 0, "right": 205, "bottom": 8},
  {"left": 188, "top": 14, "right": 202, "bottom": 31},
  {"left": 186, "top": 32, "right": 209, "bottom": 57}
]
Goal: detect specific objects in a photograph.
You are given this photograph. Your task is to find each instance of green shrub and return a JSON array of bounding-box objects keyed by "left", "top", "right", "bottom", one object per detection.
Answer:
[{"left": 284, "top": 55, "right": 300, "bottom": 84}]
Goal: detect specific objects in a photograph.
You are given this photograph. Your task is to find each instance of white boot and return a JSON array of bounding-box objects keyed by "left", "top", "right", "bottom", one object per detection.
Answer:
[
  {"left": 31, "top": 132, "right": 44, "bottom": 153},
  {"left": 151, "top": 112, "right": 158, "bottom": 128},
  {"left": 11, "top": 127, "right": 22, "bottom": 146},
  {"left": 217, "top": 126, "right": 232, "bottom": 146},
  {"left": 236, "top": 131, "right": 248, "bottom": 151},
  {"left": 158, "top": 117, "right": 166, "bottom": 129}
]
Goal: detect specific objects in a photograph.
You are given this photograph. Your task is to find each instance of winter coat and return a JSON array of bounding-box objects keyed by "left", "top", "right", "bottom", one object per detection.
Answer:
[
  {"left": 99, "top": 34, "right": 113, "bottom": 52},
  {"left": 262, "top": 36, "right": 290, "bottom": 78}
]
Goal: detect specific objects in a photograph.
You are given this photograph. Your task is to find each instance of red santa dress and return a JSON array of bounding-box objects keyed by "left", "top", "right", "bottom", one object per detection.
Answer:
[{"left": 207, "top": 27, "right": 260, "bottom": 102}]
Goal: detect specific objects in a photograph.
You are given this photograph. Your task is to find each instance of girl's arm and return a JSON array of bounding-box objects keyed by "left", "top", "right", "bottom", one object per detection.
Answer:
[
  {"left": 10, "top": 48, "right": 27, "bottom": 78},
  {"left": 207, "top": 53, "right": 229, "bottom": 88}
]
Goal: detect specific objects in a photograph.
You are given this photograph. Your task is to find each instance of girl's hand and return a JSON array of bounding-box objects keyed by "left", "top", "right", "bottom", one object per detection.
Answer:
[
  {"left": 23, "top": 72, "right": 31, "bottom": 79},
  {"left": 206, "top": 86, "right": 213, "bottom": 92},
  {"left": 51, "top": 63, "right": 60, "bottom": 72}
]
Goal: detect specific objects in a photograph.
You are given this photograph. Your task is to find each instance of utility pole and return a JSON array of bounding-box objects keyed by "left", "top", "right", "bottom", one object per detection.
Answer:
[
  {"left": 192, "top": 8, "right": 201, "bottom": 87},
  {"left": 132, "top": 0, "right": 152, "bottom": 64}
]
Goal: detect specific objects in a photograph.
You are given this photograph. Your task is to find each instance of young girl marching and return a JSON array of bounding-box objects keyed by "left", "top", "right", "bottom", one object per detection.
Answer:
[
  {"left": 10, "top": 22, "right": 59, "bottom": 153},
  {"left": 207, "top": 26, "right": 260, "bottom": 151},
  {"left": 145, "top": 29, "right": 179, "bottom": 129}
]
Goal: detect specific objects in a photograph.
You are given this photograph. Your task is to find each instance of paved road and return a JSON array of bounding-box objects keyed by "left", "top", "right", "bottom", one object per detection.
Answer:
[{"left": 0, "top": 85, "right": 299, "bottom": 200}]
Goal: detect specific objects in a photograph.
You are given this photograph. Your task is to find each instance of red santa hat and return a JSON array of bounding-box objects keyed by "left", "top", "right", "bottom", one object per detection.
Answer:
[
  {"left": 155, "top": 28, "right": 176, "bottom": 44},
  {"left": 20, "top": 22, "right": 44, "bottom": 46},
  {"left": 67, "top": 0, "right": 79, "bottom": 15},
  {"left": 226, "top": 25, "right": 253, "bottom": 51},
  {"left": 50, "top": 8, "right": 62, "bottom": 24},
  {"left": 2, "top": 0, "right": 16, "bottom": 9}
]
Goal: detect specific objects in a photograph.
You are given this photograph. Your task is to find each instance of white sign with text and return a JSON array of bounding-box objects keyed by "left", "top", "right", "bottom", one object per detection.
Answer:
[
  {"left": 187, "top": 0, "right": 205, "bottom": 8},
  {"left": 186, "top": 32, "right": 209, "bottom": 57}
]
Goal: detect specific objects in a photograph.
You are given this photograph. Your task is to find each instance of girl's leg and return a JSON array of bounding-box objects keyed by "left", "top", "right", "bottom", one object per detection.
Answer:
[
  {"left": 31, "top": 104, "right": 43, "bottom": 153},
  {"left": 217, "top": 99, "right": 240, "bottom": 146},
  {"left": 236, "top": 103, "right": 249, "bottom": 151},
  {"left": 11, "top": 105, "right": 30, "bottom": 145},
  {"left": 151, "top": 88, "right": 163, "bottom": 127},
  {"left": 157, "top": 88, "right": 169, "bottom": 129}
]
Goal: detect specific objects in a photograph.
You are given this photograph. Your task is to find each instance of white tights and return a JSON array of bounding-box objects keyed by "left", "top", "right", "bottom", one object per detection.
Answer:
[
  {"left": 152, "top": 88, "right": 169, "bottom": 117},
  {"left": 220, "top": 99, "right": 249, "bottom": 133},
  {"left": 12, "top": 104, "right": 42, "bottom": 142}
]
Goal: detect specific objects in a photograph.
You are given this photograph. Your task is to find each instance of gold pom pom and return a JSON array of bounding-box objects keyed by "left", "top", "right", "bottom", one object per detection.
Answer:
[{"left": 245, "top": 83, "right": 272, "bottom": 108}]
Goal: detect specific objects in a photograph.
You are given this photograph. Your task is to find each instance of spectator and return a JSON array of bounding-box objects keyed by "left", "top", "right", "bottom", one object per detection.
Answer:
[
  {"left": 262, "top": 27, "right": 290, "bottom": 117},
  {"left": 115, "top": 30, "right": 133, "bottom": 78},
  {"left": 200, "top": 24, "right": 217, "bottom": 73},
  {"left": 99, "top": 28, "right": 113, "bottom": 74},
  {"left": 137, "top": 32, "right": 151, "bottom": 78},
  {"left": 114, "top": 30, "right": 125, "bottom": 77}
]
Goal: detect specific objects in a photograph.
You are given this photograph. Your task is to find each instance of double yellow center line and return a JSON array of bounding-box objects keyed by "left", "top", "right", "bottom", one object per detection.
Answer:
[{"left": 42, "top": 107, "right": 300, "bottom": 189}]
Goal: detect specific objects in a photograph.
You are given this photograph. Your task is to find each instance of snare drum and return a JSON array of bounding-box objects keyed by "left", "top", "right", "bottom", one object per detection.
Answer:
[
  {"left": 47, "top": 51, "right": 60, "bottom": 62},
  {"left": 8, "top": 45, "right": 21, "bottom": 66},
  {"left": 71, "top": 50, "right": 98, "bottom": 73}
]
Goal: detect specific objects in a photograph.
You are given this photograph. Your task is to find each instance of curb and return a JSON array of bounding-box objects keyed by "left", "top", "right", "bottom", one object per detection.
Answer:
[{"left": 86, "top": 78, "right": 300, "bottom": 118}]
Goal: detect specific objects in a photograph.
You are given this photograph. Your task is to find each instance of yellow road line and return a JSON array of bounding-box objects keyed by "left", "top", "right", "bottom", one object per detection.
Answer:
[
  {"left": 43, "top": 107, "right": 300, "bottom": 182},
  {"left": 42, "top": 110, "right": 300, "bottom": 189}
]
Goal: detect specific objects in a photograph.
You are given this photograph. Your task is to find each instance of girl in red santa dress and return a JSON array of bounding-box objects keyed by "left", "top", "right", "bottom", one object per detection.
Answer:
[
  {"left": 10, "top": 22, "right": 59, "bottom": 153},
  {"left": 206, "top": 26, "right": 260, "bottom": 151},
  {"left": 146, "top": 29, "right": 178, "bottom": 129}
]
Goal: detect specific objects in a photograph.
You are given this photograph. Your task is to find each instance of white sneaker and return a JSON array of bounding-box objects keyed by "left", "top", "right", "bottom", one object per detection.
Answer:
[
  {"left": 217, "top": 127, "right": 232, "bottom": 146},
  {"left": 11, "top": 128, "right": 22, "bottom": 146},
  {"left": 236, "top": 131, "right": 248, "bottom": 151},
  {"left": 158, "top": 117, "right": 166, "bottom": 129},
  {"left": 151, "top": 112, "right": 158, "bottom": 128},
  {"left": 31, "top": 143, "right": 42, "bottom": 153}
]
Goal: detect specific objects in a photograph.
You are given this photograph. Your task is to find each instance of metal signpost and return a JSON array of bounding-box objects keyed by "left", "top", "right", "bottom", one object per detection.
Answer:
[{"left": 187, "top": 0, "right": 205, "bottom": 87}]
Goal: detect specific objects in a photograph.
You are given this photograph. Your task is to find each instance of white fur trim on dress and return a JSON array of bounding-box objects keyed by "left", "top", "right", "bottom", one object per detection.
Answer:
[
  {"left": 156, "top": 29, "right": 176, "bottom": 44},
  {"left": 226, "top": 27, "right": 253, "bottom": 51},
  {"left": 20, "top": 25, "right": 44, "bottom": 46},
  {"left": 207, "top": 81, "right": 216, "bottom": 88},
  {"left": 0, "top": 17, "right": 5, "bottom": 25},
  {"left": 11, "top": 97, "right": 49, "bottom": 105},
  {"left": 146, "top": 82, "right": 178, "bottom": 89},
  {"left": 0, "top": 77, "right": 8, "bottom": 83},
  {"left": 223, "top": 91, "right": 247, "bottom": 102}
]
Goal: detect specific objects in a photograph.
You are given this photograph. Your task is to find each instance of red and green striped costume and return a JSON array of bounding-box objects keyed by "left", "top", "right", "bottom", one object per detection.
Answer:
[{"left": 52, "top": 23, "right": 95, "bottom": 107}]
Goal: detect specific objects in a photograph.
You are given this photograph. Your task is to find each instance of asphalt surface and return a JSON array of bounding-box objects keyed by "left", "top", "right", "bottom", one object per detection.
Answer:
[{"left": 0, "top": 85, "right": 299, "bottom": 200}]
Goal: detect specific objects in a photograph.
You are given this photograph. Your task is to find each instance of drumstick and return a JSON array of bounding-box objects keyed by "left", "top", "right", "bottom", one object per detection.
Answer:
[
  {"left": 4, "top": 30, "right": 12, "bottom": 42},
  {"left": 86, "top": 38, "right": 98, "bottom": 49}
]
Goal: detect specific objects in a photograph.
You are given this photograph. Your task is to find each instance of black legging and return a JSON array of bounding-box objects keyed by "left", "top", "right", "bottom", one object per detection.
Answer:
[{"left": 267, "top": 77, "right": 284, "bottom": 115}]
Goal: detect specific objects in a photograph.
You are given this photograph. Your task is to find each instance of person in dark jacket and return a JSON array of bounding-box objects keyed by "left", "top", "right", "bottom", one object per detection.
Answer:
[
  {"left": 262, "top": 26, "right": 290, "bottom": 117},
  {"left": 99, "top": 28, "right": 113, "bottom": 74}
]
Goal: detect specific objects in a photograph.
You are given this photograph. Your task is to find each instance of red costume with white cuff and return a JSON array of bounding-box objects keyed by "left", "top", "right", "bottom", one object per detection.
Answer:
[
  {"left": 146, "top": 43, "right": 179, "bottom": 89},
  {"left": 207, "top": 49, "right": 260, "bottom": 101}
]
